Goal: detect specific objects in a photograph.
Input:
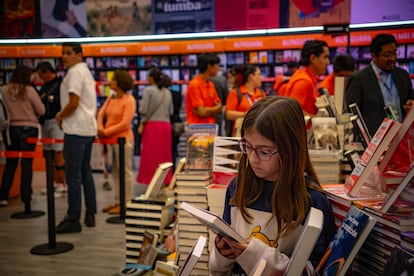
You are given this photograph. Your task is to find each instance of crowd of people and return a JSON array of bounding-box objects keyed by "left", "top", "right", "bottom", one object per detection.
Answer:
[{"left": 0, "top": 32, "right": 412, "bottom": 273}]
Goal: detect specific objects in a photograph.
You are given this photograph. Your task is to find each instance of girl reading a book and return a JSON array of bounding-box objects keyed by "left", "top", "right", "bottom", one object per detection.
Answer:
[{"left": 209, "top": 96, "right": 336, "bottom": 275}]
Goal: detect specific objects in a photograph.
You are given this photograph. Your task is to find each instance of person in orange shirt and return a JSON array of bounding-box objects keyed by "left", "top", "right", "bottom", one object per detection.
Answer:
[
  {"left": 273, "top": 61, "right": 298, "bottom": 96},
  {"left": 185, "top": 53, "right": 222, "bottom": 124},
  {"left": 226, "top": 65, "right": 266, "bottom": 135},
  {"left": 285, "top": 40, "right": 330, "bottom": 116},
  {"left": 97, "top": 70, "right": 136, "bottom": 214},
  {"left": 318, "top": 55, "right": 355, "bottom": 96}
]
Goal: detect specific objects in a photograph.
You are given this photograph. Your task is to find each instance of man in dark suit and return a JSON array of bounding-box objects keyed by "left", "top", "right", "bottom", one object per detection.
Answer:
[{"left": 346, "top": 33, "right": 414, "bottom": 137}]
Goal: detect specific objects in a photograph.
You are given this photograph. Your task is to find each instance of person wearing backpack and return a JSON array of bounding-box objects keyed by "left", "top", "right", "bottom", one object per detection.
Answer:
[
  {"left": 225, "top": 65, "right": 266, "bottom": 137},
  {"left": 36, "top": 61, "right": 66, "bottom": 198},
  {"left": 0, "top": 65, "right": 45, "bottom": 207}
]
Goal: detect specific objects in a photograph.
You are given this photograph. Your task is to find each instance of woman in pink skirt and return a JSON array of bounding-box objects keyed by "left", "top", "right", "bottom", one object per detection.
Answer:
[{"left": 136, "top": 68, "right": 173, "bottom": 195}]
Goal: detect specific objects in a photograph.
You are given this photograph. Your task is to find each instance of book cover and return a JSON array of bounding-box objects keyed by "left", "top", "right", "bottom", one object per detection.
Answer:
[
  {"left": 314, "top": 206, "right": 376, "bottom": 276},
  {"left": 178, "top": 235, "right": 207, "bottom": 276},
  {"left": 349, "top": 103, "right": 371, "bottom": 149},
  {"left": 379, "top": 104, "right": 414, "bottom": 174},
  {"left": 284, "top": 207, "right": 324, "bottom": 276},
  {"left": 347, "top": 118, "right": 401, "bottom": 197},
  {"left": 185, "top": 124, "right": 218, "bottom": 170},
  {"left": 311, "top": 117, "right": 340, "bottom": 150},
  {"left": 180, "top": 202, "right": 246, "bottom": 243}
]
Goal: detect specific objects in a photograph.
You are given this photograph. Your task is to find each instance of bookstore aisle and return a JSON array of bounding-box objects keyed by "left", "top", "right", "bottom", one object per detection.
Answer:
[{"left": 0, "top": 171, "right": 126, "bottom": 276}]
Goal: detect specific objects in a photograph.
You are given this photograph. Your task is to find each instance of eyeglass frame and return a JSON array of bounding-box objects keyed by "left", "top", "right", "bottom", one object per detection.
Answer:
[
  {"left": 239, "top": 139, "right": 279, "bottom": 161},
  {"left": 379, "top": 49, "right": 400, "bottom": 59}
]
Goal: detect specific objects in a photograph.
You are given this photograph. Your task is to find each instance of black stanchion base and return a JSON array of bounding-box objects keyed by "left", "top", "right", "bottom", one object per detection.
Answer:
[
  {"left": 106, "top": 216, "right": 124, "bottom": 224},
  {"left": 30, "top": 242, "right": 74, "bottom": 255},
  {"left": 10, "top": 210, "right": 45, "bottom": 219}
]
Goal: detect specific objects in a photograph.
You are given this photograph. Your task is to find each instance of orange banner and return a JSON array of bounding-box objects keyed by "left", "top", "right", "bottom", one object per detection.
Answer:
[{"left": 0, "top": 27, "right": 412, "bottom": 57}]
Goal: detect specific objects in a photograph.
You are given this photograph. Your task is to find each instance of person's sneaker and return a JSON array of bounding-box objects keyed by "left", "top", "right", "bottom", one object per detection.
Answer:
[
  {"left": 102, "top": 203, "right": 118, "bottom": 213},
  {"left": 56, "top": 219, "right": 81, "bottom": 234},
  {"left": 55, "top": 183, "right": 67, "bottom": 193},
  {"left": 0, "top": 200, "right": 8, "bottom": 207},
  {"left": 108, "top": 206, "right": 120, "bottom": 215},
  {"left": 84, "top": 215, "right": 95, "bottom": 227}
]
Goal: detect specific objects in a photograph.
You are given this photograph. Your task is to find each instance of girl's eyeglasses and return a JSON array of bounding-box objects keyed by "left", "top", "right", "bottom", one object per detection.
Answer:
[{"left": 239, "top": 140, "right": 278, "bottom": 161}]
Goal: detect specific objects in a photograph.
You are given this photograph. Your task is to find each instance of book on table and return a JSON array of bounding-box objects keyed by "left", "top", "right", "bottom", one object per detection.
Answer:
[
  {"left": 346, "top": 118, "right": 401, "bottom": 197},
  {"left": 348, "top": 103, "right": 371, "bottom": 149},
  {"left": 379, "top": 103, "right": 414, "bottom": 174},
  {"left": 179, "top": 201, "right": 246, "bottom": 243},
  {"left": 178, "top": 235, "right": 207, "bottom": 276},
  {"left": 284, "top": 207, "right": 324, "bottom": 276},
  {"left": 380, "top": 165, "right": 414, "bottom": 214},
  {"left": 185, "top": 124, "right": 218, "bottom": 170},
  {"left": 142, "top": 162, "right": 173, "bottom": 200},
  {"left": 314, "top": 206, "right": 376, "bottom": 276}
]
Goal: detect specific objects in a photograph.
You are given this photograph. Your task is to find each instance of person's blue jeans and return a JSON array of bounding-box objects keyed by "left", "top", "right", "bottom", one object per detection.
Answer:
[
  {"left": 63, "top": 134, "right": 96, "bottom": 222},
  {"left": 0, "top": 126, "right": 38, "bottom": 203}
]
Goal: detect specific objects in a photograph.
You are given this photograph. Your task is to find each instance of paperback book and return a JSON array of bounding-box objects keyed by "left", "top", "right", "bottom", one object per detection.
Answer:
[
  {"left": 180, "top": 201, "right": 246, "bottom": 243},
  {"left": 185, "top": 124, "right": 218, "bottom": 170},
  {"left": 314, "top": 206, "right": 376, "bottom": 276},
  {"left": 285, "top": 207, "right": 324, "bottom": 276},
  {"left": 346, "top": 118, "right": 400, "bottom": 197},
  {"left": 379, "top": 103, "right": 414, "bottom": 174},
  {"left": 178, "top": 235, "right": 207, "bottom": 276}
]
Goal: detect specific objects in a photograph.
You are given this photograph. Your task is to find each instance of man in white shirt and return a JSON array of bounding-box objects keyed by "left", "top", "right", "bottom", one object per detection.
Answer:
[{"left": 56, "top": 42, "right": 97, "bottom": 234}]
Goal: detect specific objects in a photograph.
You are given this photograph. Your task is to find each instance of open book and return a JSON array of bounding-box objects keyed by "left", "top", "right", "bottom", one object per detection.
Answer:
[
  {"left": 178, "top": 235, "right": 207, "bottom": 276},
  {"left": 180, "top": 202, "right": 246, "bottom": 243},
  {"left": 285, "top": 207, "right": 324, "bottom": 276}
]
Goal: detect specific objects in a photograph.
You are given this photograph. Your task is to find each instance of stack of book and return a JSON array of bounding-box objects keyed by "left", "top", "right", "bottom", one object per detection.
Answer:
[
  {"left": 309, "top": 149, "right": 343, "bottom": 184},
  {"left": 175, "top": 171, "right": 212, "bottom": 276},
  {"left": 125, "top": 195, "right": 175, "bottom": 264},
  {"left": 352, "top": 202, "right": 414, "bottom": 275}
]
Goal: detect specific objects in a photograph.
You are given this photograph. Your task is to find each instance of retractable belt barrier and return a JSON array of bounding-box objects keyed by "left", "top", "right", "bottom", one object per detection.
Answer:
[{"left": 1, "top": 136, "right": 127, "bottom": 255}]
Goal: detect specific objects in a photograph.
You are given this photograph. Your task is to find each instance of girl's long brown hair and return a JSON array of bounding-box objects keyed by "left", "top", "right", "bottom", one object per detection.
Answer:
[
  {"left": 230, "top": 96, "right": 321, "bottom": 242},
  {"left": 7, "top": 65, "right": 33, "bottom": 100}
]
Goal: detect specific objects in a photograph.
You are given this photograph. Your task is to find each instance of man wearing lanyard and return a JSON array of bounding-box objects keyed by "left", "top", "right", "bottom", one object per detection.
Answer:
[{"left": 346, "top": 33, "right": 414, "bottom": 137}]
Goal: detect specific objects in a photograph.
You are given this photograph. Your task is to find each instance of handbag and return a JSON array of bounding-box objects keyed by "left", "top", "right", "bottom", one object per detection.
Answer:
[{"left": 138, "top": 92, "right": 166, "bottom": 136}]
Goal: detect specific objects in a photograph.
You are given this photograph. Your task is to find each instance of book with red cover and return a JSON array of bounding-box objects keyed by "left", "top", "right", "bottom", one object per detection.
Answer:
[
  {"left": 379, "top": 105, "right": 414, "bottom": 174},
  {"left": 346, "top": 118, "right": 401, "bottom": 197}
]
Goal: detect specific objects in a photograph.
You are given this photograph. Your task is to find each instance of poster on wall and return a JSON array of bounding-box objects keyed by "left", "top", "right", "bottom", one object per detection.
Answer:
[
  {"left": 40, "top": 0, "right": 87, "bottom": 37},
  {"left": 152, "top": 0, "right": 214, "bottom": 34},
  {"left": 351, "top": 0, "right": 414, "bottom": 24},
  {"left": 288, "top": 0, "right": 350, "bottom": 27},
  {"left": 87, "top": 0, "right": 151, "bottom": 36},
  {"left": 0, "top": 0, "right": 37, "bottom": 38},
  {"left": 215, "top": 0, "right": 280, "bottom": 31}
]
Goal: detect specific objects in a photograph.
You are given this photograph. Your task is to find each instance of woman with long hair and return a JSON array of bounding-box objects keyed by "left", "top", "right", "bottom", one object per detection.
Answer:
[
  {"left": 136, "top": 67, "right": 173, "bottom": 195},
  {"left": 0, "top": 65, "right": 45, "bottom": 207}
]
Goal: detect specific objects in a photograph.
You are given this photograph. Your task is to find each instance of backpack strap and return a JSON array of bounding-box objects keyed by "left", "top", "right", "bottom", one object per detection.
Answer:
[{"left": 236, "top": 87, "right": 242, "bottom": 109}]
